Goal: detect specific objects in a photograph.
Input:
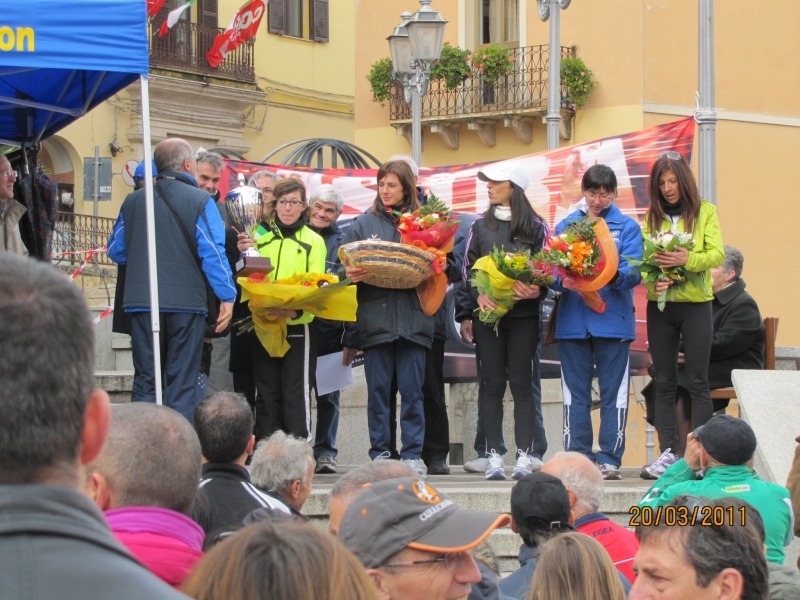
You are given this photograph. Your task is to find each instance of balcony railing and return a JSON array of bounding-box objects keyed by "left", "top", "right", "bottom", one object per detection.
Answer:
[
  {"left": 389, "top": 45, "right": 575, "bottom": 121},
  {"left": 53, "top": 212, "right": 117, "bottom": 267},
  {"left": 148, "top": 19, "right": 255, "bottom": 83}
]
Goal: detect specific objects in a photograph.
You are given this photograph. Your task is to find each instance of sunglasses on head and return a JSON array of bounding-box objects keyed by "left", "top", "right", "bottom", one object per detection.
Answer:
[{"left": 658, "top": 151, "right": 682, "bottom": 161}]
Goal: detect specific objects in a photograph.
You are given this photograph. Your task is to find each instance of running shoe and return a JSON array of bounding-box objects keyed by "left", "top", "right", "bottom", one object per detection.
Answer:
[
  {"left": 402, "top": 458, "right": 427, "bottom": 478},
  {"left": 599, "top": 463, "right": 622, "bottom": 481},
  {"left": 512, "top": 450, "right": 543, "bottom": 480},
  {"left": 464, "top": 457, "right": 489, "bottom": 473},
  {"left": 640, "top": 449, "right": 678, "bottom": 480},
  {"left": 485, "top": 450, "right": 506, "bottom": 480},
  {"left": 314, "top": 454, "right": 337, "bottom": 474}
]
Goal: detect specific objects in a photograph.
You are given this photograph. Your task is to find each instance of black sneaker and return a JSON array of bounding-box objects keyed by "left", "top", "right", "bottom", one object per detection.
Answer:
[
  {"left": 426, "top": 459, "right": 450, "bottom": 475},
  {"left": 315, "top": 455, "right": 337, "bottom": 474}
]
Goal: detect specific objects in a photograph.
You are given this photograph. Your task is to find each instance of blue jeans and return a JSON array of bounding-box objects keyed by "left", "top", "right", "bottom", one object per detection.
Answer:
[
  {"left": 559, "top": 337, "right": 631, "bottom": 467},
  {"left": 365, "top": 339, "right": 426, "bottom": 460},
  {"left": 314, "top": 390, "right": 340, "bottom": 459},
  {"left": 130, "top": 311, "right": 206, "bottom": 422},
  {"left": 473, "top": 342, "right": 544, "bottom": 459}
]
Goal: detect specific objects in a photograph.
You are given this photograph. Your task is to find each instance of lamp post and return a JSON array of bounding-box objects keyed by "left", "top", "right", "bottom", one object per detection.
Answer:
[
  {"left": 387, "top": 0, "right": 447, "bottom": 167},
  {"left": 537, "top": 0, "right": 571, "bottom": 150},
  {"left": 697, "top": 0, "right": 717, "bottom": 205}
]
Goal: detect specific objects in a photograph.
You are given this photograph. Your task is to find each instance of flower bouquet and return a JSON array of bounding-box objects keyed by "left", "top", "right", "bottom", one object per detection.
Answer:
[
  {"left": 236, "top": 272, "right": 357, "bottom": 357},
  {"left": 532, "top": 216, "right": 619, "bottom": 313},
  {"left": 471, "top": 246, "right": 555, "bottom": 328},
  {"left": 624, "top": 230, "right": 700, "bottom": 311},
  {"left": 397, "top": 193, "right": 460, "bottom": 316}
]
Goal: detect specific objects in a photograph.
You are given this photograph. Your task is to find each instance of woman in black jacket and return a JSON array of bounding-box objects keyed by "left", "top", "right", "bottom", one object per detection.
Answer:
[
  {"left": 342, "top": 160, "right": 432, "bottom": 477},
  {"left": 465, "top": 162, "right": 548, "bottom": 481}
]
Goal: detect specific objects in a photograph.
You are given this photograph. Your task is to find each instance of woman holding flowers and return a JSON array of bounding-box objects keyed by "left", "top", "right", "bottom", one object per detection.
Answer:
[
  {"left": 237, "top": 178, "right": 326, "bottom": 442},
  {"left": 341, "top": 160, "right": 435, "bottom": 478},
  {"left": 465, "top": 162, "right": 548, "bottom": 481},
  {"left": 552, "top": 165, "right": 642, "bottom": 481},
  {"left": 640, "top": 152, "right": 724, "bottom": 480}
]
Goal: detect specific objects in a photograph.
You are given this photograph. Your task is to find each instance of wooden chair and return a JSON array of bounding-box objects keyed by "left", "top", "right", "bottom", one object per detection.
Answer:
[{"left": 710, "top": 317, "right": 779, "bottom": 414}]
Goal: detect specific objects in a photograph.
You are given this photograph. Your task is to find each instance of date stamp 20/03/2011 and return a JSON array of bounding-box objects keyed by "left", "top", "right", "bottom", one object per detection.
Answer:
[{"left": 629, "top": 505, "right": 746, "bottom": 527}]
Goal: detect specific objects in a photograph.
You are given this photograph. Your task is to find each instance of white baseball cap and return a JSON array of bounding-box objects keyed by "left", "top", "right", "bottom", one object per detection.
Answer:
[{"left": 477, "top": 161, "right": 529, "bottom": 190}]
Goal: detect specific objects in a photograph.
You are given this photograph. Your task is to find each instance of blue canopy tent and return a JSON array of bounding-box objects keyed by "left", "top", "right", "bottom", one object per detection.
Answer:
[{"left": 2, "top": 0, "right": 165, "bottom": 404}]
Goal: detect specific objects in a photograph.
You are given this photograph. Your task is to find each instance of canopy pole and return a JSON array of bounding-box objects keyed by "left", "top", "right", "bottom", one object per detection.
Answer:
[{"left": 139, "top": 74, "right": 163, "bottom": 406}]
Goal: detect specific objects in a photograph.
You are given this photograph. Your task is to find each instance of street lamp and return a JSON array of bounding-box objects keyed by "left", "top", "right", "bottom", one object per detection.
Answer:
[
  {"left": 387, "top": 0, "right": 447, "bottom": 167},
  {"left": 538, "top": 0, "right": 571, "bottom": 150}
]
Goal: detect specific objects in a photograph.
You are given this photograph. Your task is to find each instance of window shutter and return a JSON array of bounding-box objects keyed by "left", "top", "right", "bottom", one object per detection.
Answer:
[
  {"left": 269, "top": 0, "right": 288, "bottom": 35},
  {"left": 310, "top": 0, "right": 329, "bottom": 43},
  {"left": 153, "top": 0, "right": 178, "bottom": 30},
  {"left": 199, "top": 0, "right": 218, "bottom": 28}
]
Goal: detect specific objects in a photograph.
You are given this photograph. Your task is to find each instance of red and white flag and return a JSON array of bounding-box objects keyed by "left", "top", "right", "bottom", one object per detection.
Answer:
[
  {"left": 207, "top": 0, "right": 266, "bottom": 68},
  {"left": 159, "top": 0, "right": 196, "bottom": 37},
  {"left": 147, "top": 0, "right": 168, "bottom": 17}
]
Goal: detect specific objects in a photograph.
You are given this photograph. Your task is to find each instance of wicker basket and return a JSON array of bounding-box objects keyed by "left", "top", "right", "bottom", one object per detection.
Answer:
[{"left": 340, "top": 240, "right": 436, "bottom": 289}]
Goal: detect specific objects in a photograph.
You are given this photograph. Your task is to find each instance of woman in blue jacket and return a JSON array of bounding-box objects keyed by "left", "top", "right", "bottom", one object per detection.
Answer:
[{"left": 554, "top": 165, "right": 642, "bottom": 480}]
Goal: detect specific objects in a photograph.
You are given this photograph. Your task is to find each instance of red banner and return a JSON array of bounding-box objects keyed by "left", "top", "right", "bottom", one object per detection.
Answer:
[
  {"left": 207, "top": 0, "right": 266, "bottom": 68},
  {"left": 222, "top": 118, "right": 695, "bottom": 232}
]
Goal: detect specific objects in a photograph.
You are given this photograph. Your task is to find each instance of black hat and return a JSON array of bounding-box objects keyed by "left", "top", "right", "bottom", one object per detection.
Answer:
[
  {"left": 693, "top": 414, "right": 757, "bottom": 466},
  {"left": 338, "top": 477, "right": 511, "bottom": 569},
  {"left": 510, "top": 472, "right": 572, "bottom": 532}
]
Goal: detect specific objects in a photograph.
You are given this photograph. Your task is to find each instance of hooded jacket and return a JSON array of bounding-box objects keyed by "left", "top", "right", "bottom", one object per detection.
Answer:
[{"left": 0, "top": 197, "right": 28, "bottom": 256}]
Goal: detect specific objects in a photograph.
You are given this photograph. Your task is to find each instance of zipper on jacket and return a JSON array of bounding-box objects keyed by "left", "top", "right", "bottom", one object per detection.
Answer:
[{"left": 270, "top": 220, "right": 285, "bottom": 278}]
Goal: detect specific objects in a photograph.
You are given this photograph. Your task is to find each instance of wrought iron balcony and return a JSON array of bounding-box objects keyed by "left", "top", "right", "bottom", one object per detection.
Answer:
[
  {"left": 53, "top": 212, "right": 117, "bottom": 267},
  {"left": 389, "top": 44, "right": 575, "bottom": 123},
  {"left": 148, "top": 19, "right": 255, "bottom": 83}
]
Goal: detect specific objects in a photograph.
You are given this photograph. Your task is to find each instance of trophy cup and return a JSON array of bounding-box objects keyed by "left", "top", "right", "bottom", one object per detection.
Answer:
[{"left": 225, "top": 179, "right": 274, "bottom": 278}]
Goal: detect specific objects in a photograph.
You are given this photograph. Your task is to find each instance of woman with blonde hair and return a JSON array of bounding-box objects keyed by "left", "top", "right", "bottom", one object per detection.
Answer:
[
  {"left": 527, "top": 532, "right": 625, "bottom": 600},
  {"left": 183, "top": 521, "right": 378, "bottom": 600}
]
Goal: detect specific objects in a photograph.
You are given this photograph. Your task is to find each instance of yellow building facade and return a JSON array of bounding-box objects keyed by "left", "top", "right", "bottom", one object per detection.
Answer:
[
  {"left": 355, "top": 0, "right": 800, "bottom": 348},
  {"left": 49, "top": 0, "right": 355, "bottom": 217}
]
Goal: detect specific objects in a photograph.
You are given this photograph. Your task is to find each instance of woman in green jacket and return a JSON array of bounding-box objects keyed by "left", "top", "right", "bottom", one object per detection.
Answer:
[
  {"left": 238, "top": 178, "right": 326, "bottom": 442},
  {"left": 641, "top": 152, "right": 724, "bottom": 479}
]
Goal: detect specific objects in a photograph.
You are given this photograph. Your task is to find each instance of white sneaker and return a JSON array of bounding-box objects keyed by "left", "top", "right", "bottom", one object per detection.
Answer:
[
  {"left": 373, "top": 451, "right": 392, "bottom": 461},
  {"left": 641, "top": 449, "right": 678, "bottom": 480},
  {"left": 512, "top": 450, "right": 543, "bottom": 480},
  {"left": 485, "top": 450, "right": 506, "bottom": 480},
  {"left": 402, "top": 458, "right": 427, "bottom": 478},
  {"left": 464, "top": 457, "right": 489, "bottom": 473}
]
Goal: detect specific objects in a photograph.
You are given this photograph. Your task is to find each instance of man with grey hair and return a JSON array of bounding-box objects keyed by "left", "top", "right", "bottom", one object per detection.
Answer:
[
  {"left": 542, "top": 452, "right": 639, "bottom": 582},
  {"left": 249, "top": 169, "right": 282, "bottom": 202},
  {"left": 307, "top": 183, "right": 347, "bottom": 474},
  {"left": 0, "top": 154, "right": 28, "bottom": 255},
  {"left": 249, "top": 430, "right": 314, "bottom": 518},
  {"left": 196, "top": 151, "right": 225, "bottom": 200},
  {"left": 85, "top": 402, "right": 205, "bottom": 587},
  {"left": 0, "top": 253, "right": 185, "bottom": 600},
  {"left": 107, "top": 137, "right": 236, "bottom": 422},
  {"left": 328, "top": 460, "right": 417, "bottom": 535}
]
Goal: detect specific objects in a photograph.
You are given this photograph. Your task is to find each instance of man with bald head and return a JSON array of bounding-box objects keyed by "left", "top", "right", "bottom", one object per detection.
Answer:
[
  {"left": 108, "top": 138, "right": 236, "bottom": 422},
  {"left": 542, "top": 451, "right": 639, "bottom": 581}
]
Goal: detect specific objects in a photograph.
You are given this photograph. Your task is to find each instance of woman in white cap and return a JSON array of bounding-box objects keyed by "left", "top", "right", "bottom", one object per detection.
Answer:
[{"left": 464, "top": 161, "right": 549, "bottom": 481}]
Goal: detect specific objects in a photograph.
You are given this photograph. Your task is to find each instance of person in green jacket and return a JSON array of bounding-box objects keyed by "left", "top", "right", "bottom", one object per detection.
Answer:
[
  {"left": 638, "top": 415, "right": 793, "bottom": 564},
  {"left": 641, "top": 152, "right": 725, "bottom": 479},
  {"left": 237, "top": 178, "right": 326, "bottom": 442}
]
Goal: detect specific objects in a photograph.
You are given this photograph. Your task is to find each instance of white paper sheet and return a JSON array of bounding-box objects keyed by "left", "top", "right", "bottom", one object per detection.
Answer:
[{"left": 315, "top": 352, "right": 353, "bottom": 396}]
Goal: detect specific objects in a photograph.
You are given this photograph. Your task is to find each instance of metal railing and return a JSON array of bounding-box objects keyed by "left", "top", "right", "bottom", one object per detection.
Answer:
[
  {"left": 52, "top": 212, "right": 116, "bottom": 267},
  {"left": 389, "top": 45, "right": 575, "bottom": 121},
  {"left": 148, "top": 18, "right": 256, "bottom": 82}
]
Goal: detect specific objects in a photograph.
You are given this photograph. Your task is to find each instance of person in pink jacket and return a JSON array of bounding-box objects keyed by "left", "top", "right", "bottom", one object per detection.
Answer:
[{"left": 86, "top": 403, "right": 205, "bottom": 588}]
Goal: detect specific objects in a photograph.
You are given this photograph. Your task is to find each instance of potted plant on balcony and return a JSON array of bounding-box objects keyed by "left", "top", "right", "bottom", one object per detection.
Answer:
[
  {"left": 470, "top": 44, "right": 515, "bottom": 84},
  {"left": 430, "top": 42, "right": 472, "bottom": 90},
  {"left": 560, "top": 56, "right": 595, "bottom": 109},
  {"left": 367, "top": 57, "right": 393, "bottom": 107}
]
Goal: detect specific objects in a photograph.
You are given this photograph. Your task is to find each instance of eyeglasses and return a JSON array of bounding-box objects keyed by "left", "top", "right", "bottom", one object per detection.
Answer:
[
  {"left": 658, "top": 151, "right": 682, "bottom": 161},
  {"left": 382, "top": 551, "right": 468, "bottom": 571},
  {"left": 188, "top": 147, "right": 207, "bottom": 160},
  {"left": 584, "top": 191, "right": 615, "bottom": 201},
  {"left": 2, "top": 170, "right": 18, "bottom": 179},
  {"left": 276, "top": 199, "right": 304, "bottom": 207}
]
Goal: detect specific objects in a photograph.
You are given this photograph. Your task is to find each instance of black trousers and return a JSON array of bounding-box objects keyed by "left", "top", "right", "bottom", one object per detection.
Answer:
[
  {"left": 252, "top": 323, "right": 316, "bottom": 441},
  {"left": 473, "top": 315, "right": 540, "bottom": 455},
  {"left": 647, "top": 300, "right": 713, "bottom": 453}
]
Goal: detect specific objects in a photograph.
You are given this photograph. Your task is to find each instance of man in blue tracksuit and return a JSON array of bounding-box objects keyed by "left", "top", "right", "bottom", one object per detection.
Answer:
[
  {"left": 553, "top": 165, "right": 642, "bottom": 480},
  {"left": 107, "top": 138, "right": 236, "bottom": 422}
]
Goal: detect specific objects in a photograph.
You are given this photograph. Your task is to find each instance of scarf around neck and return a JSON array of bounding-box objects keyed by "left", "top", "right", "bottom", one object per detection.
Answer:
[
  {"left": 105, "top": 506, "right": 204, "bottom": 550},
  {"left": 661, "top": 198, "right": 684, "bottom": 216},
  {"left": 494, "top": 205, "right": 512, "bottom": 222}
]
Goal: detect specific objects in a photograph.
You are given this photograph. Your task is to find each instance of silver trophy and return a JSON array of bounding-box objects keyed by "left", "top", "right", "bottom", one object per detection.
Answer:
[{"left": 225, "top": 179, "right": 264, "bottom": 258}]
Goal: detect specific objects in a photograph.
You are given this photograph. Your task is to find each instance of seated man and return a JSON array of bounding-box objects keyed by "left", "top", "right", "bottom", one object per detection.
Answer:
[
  {"left": 542, "top": 451, "right": 639, "bottom": 582},
  {"left": 631, "top": 496, "right": 769, "bottom": 600},
  {"left": 249, "top": 430, "right": 314, "bottom": 518},
  {"left": 85, "top": 403, "right": 205, "bottom": 588},
  {"left": 191, "top": 392, "right": 290, "bottom": 549},
  {"left": 0, "top": 254, "right": 184, "bottom": 599},
  {"left": 638, "top": 415, "right": 792, "bottom": 564},
  {"left": 500, "top": 472, "right": 631, "bottom": 599},
  {"left": 338, "top": 477, "right": 509, "bottom": 600},
  {"left": 642, "top": 245, "right": 765, "bottom": 464}
]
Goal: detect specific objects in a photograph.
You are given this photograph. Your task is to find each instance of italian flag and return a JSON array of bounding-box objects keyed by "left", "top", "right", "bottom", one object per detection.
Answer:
[{"left": 159, "top": 0, "right": 197, "bottom": 37}]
